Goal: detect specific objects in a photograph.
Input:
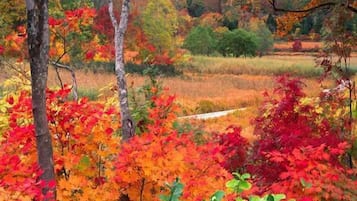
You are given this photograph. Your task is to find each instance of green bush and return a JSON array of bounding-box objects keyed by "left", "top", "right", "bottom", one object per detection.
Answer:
[
  {"left": 186, "top": 0, "right": 205, "bottom": 17},
  {"left": 183, "top": 26, "right": 217, "bottom": 55},
  {"left": 125, "top": 63, "right": 182, "bottom": 77},
  {"left": 217, "top": 29, "right": 258, "bottom": 57}
]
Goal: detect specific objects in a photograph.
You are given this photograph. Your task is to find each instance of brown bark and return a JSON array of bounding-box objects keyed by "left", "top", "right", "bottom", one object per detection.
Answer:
[
  {"left": 26, "top": 0, "right": 56, "bottom": 199},
  {"left": 108, "top": 0, "right": 135, "bottom": 141}
]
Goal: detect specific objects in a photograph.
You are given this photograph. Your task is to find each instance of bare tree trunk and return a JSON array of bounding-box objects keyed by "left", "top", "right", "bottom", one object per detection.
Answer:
[
  {"left": 108, "top": 0, "right": 135, "bottom": 141},
  {"left": 26, "top": 0, "right": 56, "bottom": 199},
  {"left": 218, "top": 0, "right": 223, "bottom": 13}
]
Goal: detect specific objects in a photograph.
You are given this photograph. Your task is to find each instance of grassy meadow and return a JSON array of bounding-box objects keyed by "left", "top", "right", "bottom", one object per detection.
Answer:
[
  {"left": 186, "top": 55, "right": 357, "bottom": 77},
  {"left": 2, "top": 54, "right": 356, "bottom": 138},
  {"left": 44, "top": 55, "right": 356, "bottom": 112}
]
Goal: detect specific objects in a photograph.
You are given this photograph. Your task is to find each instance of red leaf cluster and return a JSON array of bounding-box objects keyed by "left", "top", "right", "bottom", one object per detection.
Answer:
[
  {"left": 0, "top": 45, "right": 4, "bottom": 55},
  {"left": 215, "top": 126, "right": 249, "bottom": 172},
  {"left": 267, "top": 143, "right": 357, "bottom": 200},
  {"left": 249, "top": 75, "right": 356, "bottom": 200},
  {"left": 93, "top": 5, "right": 119, "bottom": 42},
  {"left": 48, "top": 17, "right": 63, "bottom": 27}
]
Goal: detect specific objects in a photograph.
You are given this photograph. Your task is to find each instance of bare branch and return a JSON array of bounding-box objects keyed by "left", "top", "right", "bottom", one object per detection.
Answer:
[
  {"left": 269, "top": 0, "right": 357, "bottom": 13},
  {"left": 51, "top": 61, "right": 78, "bottom": 101},
  {"left": 53, "top": 51, "right": 67, "bottom": 88},
  {"left": 0, "top": 59, "right": 31, "bottom": 81}
]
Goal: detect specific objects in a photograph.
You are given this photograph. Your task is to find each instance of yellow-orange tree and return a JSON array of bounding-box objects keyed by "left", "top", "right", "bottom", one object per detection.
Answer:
[
  {"left": 0, "top": 80, "right": 250, "bottom": 200},
  {"left": 0, "top": 85, "right": 120, "bottom": 200}
]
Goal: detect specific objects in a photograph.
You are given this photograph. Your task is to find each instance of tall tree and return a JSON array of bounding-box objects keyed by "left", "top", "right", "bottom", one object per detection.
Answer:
[
  {"left": 141, "top": 0, "right": 178, "bottom": 54},
  {"left": 108, "top": 0, "right": 135, "bottom": 141},
  {"left": 25, "top": 0, "right": 56, "bottom": 199}
]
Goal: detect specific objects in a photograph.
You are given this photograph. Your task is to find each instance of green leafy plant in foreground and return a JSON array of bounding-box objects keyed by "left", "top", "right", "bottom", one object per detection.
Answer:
[
  {"left": 226, "top": 173, "right": 252, "bottom": 194},
  {"left": 226, "top": 172, "right": 286, "bottom": 201},
  {"left": 210, "top": 191, "right": 225, "bottom": 201},
  {"left": 160, "top": 173, "right": 287, "bottom": 201},
  {"left": 159, "top": 178, "right": 184, "bottom": 201}
]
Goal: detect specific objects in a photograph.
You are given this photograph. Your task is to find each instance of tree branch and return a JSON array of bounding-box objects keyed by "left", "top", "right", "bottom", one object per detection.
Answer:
[
  {"left": 139, "top": 178, "right": 145, "bottom": 201},
  {"left": 51, "top": 61, "right": 78, "bottom": 101},
  {"left": 53, "top": 51, "right": 67, "bottom": 89},
  {"left": 269, "top": 0, "right": 357, "bottom": 13},
  {"left": 0, "top": 60, "right": 31, "bottom": 81}
]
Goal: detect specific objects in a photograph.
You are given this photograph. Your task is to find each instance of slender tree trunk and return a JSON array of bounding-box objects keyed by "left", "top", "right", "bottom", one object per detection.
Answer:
[
  {"left": 108, "top": 0, "right": 135, "bottom": 141},
  {"left": 108, "top": 1, "right": 133, "bottom": 200},
  {"left": 218, "top": 0, "right": 223, "bottom": 13},
  {"left": 26, "top": 0, "right": 56, "bottom": 199}
]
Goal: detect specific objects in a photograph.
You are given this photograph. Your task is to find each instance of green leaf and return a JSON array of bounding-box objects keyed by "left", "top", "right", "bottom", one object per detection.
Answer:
[
  {"left": 210, "top": 191, "right": 225, "bottom": 201},
  {"left": 172, "top": 183, "right": 184, "bottom": 197},
  {"left": 249, "top": 196, "right": 262, "bottom": 201},
  {"left": 272, "top": 194, "right": 286, "bottom": 201},
  {"left": 267, "top": 195, "right": 274, "bottom": 201},
  {"left": 159, "top": 178, "right": 184, "bottom": 201},
  {"left": 77, "top": 155, "right": 90, "bottom": 171},
  {"left": 239, "top": 181, "right": 252, "bottom": 191},
  {"left": 232, "top": 172, "right": 240, "bottom": 179},
  {"left": 159, "top": 195, "right": 170, "bottom": 201},
  {"left": 226, "top": 179, "right": 239, "bottom": 189},
  {"left": 241, "top": 173, "right": 251, "bottom": 180},
  {"left": 353, "top": 109, "right": 357, "bottom": 119},
  {"left": 300, "top": 178, "right": 312, "bottom": 189}
]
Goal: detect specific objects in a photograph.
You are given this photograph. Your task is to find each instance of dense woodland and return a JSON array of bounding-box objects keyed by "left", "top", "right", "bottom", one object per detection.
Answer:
[{"left": 0, "top": 0, "right": 357, "bottom": 201}]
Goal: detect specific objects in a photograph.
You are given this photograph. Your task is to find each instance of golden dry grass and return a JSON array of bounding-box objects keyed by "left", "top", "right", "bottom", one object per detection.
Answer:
[
  {"left": 46, "top": 69, "right": 268, "bottom": 113},
  {"left": 1, "top": 54, "right": 354, "bottom": 137},
  {"left": 44, "top": 61, "right": 338, "bottom": 139},
  {"left": 1, "top": 57, "right": 343, "bottom": 118},
  {"left": 46, "top": 67, "right": 331, "bottom": 114},
  {"left": 186, "top": 107, "right": 259, "bottom": 142},
  {"left": 274, "top": 41, "right": 321, "bottom": 50}
]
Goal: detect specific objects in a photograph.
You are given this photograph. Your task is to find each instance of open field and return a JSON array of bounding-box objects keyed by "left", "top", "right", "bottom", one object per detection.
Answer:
[
  {"left": 186, "top": 55, "right": 357, "bottom": 77},
  {"left": 1, "top": 54, "right": 355, "bottom": 136},
  {"left": 45, "top": 66, "right": 331, "bottom": 114},
  {"left": 2, "top": 55, "right": 348, "bottom": 114},
  {"left": 274, "top": 41, "right": 357, "bottom": 52},
  {"left": 274, "top": 41, "right": 321, "bottom": 51}
]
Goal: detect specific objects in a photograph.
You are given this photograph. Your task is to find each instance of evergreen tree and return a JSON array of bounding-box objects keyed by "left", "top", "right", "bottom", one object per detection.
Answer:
[{"left": 266, "top": 14, "right": 277, "bottom": 33}]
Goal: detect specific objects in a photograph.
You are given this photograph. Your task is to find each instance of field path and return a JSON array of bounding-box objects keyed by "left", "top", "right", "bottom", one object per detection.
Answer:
[{"left": 179, "top": 108, "right": 247, "bottom": 120}]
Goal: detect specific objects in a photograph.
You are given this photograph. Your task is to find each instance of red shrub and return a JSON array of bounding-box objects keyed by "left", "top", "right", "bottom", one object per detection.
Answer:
[
  {"left": 215, "top": 126, "right": 249, "bottom": 172},
  {"left": 292, "top": 39, "right": 302, "bottom": 52},
  {"left": 267, "top": 143, "right": 357, "bottom": 200},
  {"left": 249, "top": 75, "right": 352, "bottom": 197}
]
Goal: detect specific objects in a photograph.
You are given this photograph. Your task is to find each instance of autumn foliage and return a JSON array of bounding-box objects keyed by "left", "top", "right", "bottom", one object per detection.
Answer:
[
  {"left": 1, "top": 73, "right": 355, "bottom": 200},
  {"left": 0, "top": 86, "right": 121, "bottom": 200},
  {"left": 249, "top": 76, "right": 357, "bottom": 200},
  {"left": 267, "top": 143, "right": 357, "bottom": 200},
  {"left": 0, "top": 77, "right": 256, "bottom": 200},
  {"left": 2, "top": 4, "right": 179, "bottom": 66}
]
